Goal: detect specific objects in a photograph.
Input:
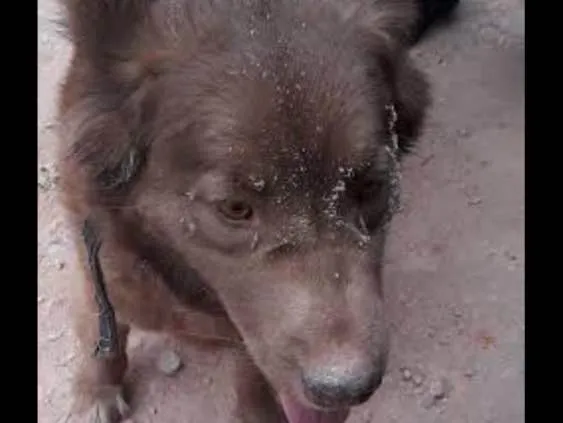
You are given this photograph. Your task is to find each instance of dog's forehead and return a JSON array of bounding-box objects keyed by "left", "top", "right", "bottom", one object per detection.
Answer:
[
  {"left": 157, "top": 43, "right": 391, "bottom": 194},
  {"left": 205, "top": 71, "right": 387, "bottom": 187}
]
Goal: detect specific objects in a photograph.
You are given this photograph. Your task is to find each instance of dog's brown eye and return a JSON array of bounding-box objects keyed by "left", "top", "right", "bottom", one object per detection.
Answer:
[{"left": 218, "top": 199, "right": 254, "bottom": 221}]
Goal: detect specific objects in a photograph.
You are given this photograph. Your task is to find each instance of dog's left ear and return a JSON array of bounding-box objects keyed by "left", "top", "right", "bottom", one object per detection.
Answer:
[
  {"left": 376, "top": 47, "right": 431, "bottom": 155},
  {"left": 349, "top": 0, "right": 432, "bottom": 156}
]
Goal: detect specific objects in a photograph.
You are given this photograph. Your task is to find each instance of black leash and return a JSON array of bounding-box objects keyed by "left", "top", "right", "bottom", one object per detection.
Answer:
[{"left": 82, "top": 218, "right": 120, "bottom": 358}]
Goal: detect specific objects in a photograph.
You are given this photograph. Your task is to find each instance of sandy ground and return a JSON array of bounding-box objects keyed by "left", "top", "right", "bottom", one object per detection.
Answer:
[{"left": 37, "top": 1, "right": 524, "bottom": 422}]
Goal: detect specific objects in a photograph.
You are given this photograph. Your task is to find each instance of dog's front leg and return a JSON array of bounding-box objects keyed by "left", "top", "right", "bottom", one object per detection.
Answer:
[
  {"left": 72, "top": 277, "right": 131, "bottom": 423},
  {"left": 66, "top": 222, "right": 131, "bottom": 423},
  {"left": 232, "top": 349, "right": 287, "bottom": 423},
  {"left": 72, "top": 298, "right": 130, "bottom": 423},
  {"left": 69, "top": 231, "right": 130, "bottom": 423}
]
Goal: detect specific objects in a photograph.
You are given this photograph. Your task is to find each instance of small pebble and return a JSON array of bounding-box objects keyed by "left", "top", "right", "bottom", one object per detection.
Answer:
[
  {"left": 157, "top": 349, "right": 183, "bottom": 376},
  {"left": 401, "top": 368, "right": 412, "bottom": 381},
  {"left": 47, "top": 331, "right": 65, "bottom": 342},
  {"left": 361, "top": 409, "right": 373, "bottom": 422},
  {"left": 38, "top": 164, "right": 60, "bottom": 192},
  {"left": 429, "top": 377, "right": 451, "bottom": 400},
  {"left": 464, "top": 368, "right": 476, "bottom": 378},
  {"left": 504, "top": 251, "right": 518, "bottom": 261},
  {"left": 413, "top": 385, "right": 425, "bottom": 395},
  {"left": 438, "top": 336, "right": 451, "bottom": 346},
  {"left": 457, "top": 128, "right": 471, "bottom": 138},
  {"left": 421, "top": 394, "right": 437, "bottom": 409},
  {"left": 43, "top": 120, "right": 56, "bottom": 130},
  {"left": 468, "top": 196, "right": 483, "bottom": 206},
  {"left": 413, "top": 373, "right": 424, "bottom": 387},
  {"left": 56, "top": 353, "right": 77, "bottom": 367}
]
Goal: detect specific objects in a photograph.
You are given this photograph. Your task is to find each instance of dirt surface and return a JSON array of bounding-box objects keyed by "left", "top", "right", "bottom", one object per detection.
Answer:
[{"left": 37, "top": 1, "right": 524, "bottom": 422}]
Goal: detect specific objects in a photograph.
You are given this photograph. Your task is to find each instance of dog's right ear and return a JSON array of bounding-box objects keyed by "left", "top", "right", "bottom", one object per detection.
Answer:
[
  {"left": 58, "top": 0, "right": 166, "bottom": 207},
  {"left": 60, "top": 0, "right": 155, "bottom": 71},
  {"left": 57, "top": 66, "right": 155, "bottom": 218}
]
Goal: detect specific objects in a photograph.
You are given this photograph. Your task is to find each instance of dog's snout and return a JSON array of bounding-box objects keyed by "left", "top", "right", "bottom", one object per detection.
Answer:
[{"left": 301, "top": 359, "right": 384, "bottom": 408}]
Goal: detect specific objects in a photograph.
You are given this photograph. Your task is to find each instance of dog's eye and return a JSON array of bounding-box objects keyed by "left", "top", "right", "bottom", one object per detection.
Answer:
[{"left": 218, "top": 199, "right": 254, "bottom": 221}]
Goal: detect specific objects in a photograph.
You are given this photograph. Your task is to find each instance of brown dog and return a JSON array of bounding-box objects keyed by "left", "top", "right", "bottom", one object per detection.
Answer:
[{"left": 56, "top": 1, "right": 431, "bottom": 422}]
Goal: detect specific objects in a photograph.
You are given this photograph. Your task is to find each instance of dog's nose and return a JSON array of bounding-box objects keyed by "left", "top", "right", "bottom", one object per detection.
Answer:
[{"left": 301, "top": 360, "right": 384, "bottom": 408}]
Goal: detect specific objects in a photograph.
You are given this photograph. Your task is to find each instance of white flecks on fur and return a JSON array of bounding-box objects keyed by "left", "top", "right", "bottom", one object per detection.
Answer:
[
  {"left": 324, "top": 179, "right": 347, "bottom": 219},
  {"left": 186, "top": 221, "right": 196, "bottom": 235},
  {"left": 249, "top": 175, "right": 266, "bottom": 192},
  {"left": 179, "top": 216, "right": 197, "bottom": 236},
  {"left": 385, "top": 103, "right": 400, "bottom": 154},
  {"left": 322, "top": 104, "right": 403, "bottom": 241},
  {"left": 333, "top": 180, "right": 346, "bottom": 193},
  {"left": 358, "top": 215, "right": 368, "bottom": 234},
  {"left": 383, "top": 103, "right": 402, "bottom": 228},
  {"left": 250, "top": 232, "right": 259, "bottom": 251},
  {"left": 338, "top": 166, "right": 354, "bottom": 178}
]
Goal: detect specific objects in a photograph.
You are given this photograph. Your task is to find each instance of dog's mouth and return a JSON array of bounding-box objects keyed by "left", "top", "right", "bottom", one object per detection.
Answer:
[{"left": 279, "top": 394, "right": 350, "bottom": 423}]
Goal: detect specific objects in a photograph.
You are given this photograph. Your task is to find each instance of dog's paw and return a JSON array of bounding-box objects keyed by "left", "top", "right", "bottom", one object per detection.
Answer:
[{"left": 82, "top": 386, "right": 130, "bottom": 423}]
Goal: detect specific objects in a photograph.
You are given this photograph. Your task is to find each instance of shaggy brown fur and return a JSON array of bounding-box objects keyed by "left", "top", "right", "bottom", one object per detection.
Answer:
[{"left": 56, "top": 1, "right": 430, "bottom": 422}]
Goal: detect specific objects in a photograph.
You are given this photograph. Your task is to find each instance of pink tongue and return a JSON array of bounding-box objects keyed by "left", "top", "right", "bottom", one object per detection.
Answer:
[{"left": 279, "top": 395, "right": 350, "bottom": 423}]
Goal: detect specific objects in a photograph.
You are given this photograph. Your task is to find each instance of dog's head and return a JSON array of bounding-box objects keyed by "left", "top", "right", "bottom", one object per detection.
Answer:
[{"left": 59, "top": 1, "right": 429, "bottom": 421}]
